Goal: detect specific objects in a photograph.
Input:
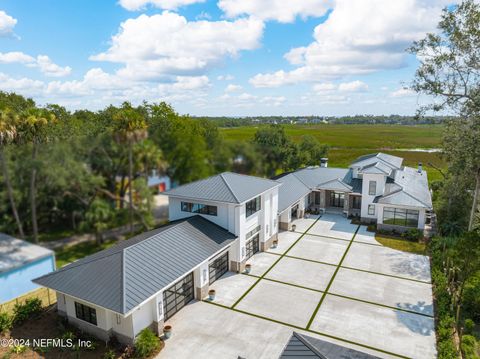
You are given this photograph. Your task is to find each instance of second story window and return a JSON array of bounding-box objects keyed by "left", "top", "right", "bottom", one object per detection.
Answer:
[
  {"left": 181, "top": 202, "right": 217, "bottom": 216},
  {"left": 246, "top": 196, "right": 261, "bottom": 217},
  {"left": 368, "top": 181, "right": 377, "bottom": 195}
]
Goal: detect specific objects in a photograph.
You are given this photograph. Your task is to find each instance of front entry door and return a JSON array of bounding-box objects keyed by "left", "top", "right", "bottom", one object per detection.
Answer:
[
  {"left": 246, "top": 234, "right": 260, "bottom": 260},
  {"left": 330, "top": 192, "right": 345, "bottom": 208},
  {"left": 209, "top": 252, "right": 229, "bottom": 284},
  {"left": 163, "top": 272, "right": 194, "bottom": 320}
]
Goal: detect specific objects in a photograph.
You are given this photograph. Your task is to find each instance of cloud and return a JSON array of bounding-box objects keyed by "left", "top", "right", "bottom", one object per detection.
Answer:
[
  {"left": 0, "top": 73, "right": 44, "bottom": 95},
  {"left": 338, "top": 80, "right": 368, "bottom": 92},
  {"left": 390, "top": 88, "right": 415, "bottom": 98},
  {"left": 312, "top": 82, "right": 336, "bottom": 92},
  {"left": 91, "top": 12, "right": 264, "bottom": 81},
  {"left": 217, "top": 74, "right": 234, "bottom": 81},
  {"left": 0, "top": 51, "right": 35, "bottom": 64},
  {"left": 0, "top": 51, "right": 71, "bottom": 77},
  {"left": 119, "top": 0, "right": 205, "bottom": 11},
  {"left": 218, "top": 0, "right": 332, "bottom": 23},
  {"left": 225, "top": 84, "right": 242, "bottom": 92},
  {"left": 35, "top": 55, "right": 72, "bottom": 77},
  {"left": 0, "top": 10, "right": 16, "bottom": 37},
  {"left": 250, "top": 0, "right": 450, "bottom": 87}
]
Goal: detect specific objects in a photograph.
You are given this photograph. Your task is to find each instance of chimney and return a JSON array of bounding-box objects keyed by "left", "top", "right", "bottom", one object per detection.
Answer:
[
  {"left": 418, "top": 162, "right": 423, "bottom": 173},
  {"left": 320, "top": 158, "right": 328, "bottom": 168}
]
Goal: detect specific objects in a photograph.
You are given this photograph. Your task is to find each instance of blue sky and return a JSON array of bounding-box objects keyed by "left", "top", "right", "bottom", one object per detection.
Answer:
[{"left": 0, "top": 0, "right": 451, "bottom": 116}]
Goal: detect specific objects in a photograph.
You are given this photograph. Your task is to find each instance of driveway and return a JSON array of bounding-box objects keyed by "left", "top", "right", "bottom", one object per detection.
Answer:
[{"left": 160, "top": 214, "right": 436, "bottom": 359}]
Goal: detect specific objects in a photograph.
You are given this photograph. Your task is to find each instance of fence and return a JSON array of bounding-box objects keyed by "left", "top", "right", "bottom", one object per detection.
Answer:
[{"left": 0, "top": 287, "right": 56, "bottom": 315}]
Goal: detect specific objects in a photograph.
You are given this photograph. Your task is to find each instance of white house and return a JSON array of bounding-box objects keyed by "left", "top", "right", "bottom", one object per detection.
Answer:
[{"left": 33, "top": 153, "right": 432, "bottom": 344}]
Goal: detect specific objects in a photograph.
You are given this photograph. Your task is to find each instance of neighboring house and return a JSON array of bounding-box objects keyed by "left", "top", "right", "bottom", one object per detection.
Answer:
[
  {"left": 0, "top": 233, "right": 55, "bottom": 303},
  {"left": 279, "top": 332, "right": 381, "bottom": 359},
  {"left": 33, "top": 153, "right": 431, "bottom": 344},
  {"left": 147, "top": 170, "right": 171, "bottom": 194}
]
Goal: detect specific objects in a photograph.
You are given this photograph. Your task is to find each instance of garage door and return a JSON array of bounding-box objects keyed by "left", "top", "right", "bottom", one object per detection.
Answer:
[
  {"left": 246, "top": 234, "right": 260, "bottom": 260},
  {"left": 163, "top": 272, "right": 194, "bottom": 320},
  {"left": 209, "top": 252, "right": 229, "bottom": 284}
]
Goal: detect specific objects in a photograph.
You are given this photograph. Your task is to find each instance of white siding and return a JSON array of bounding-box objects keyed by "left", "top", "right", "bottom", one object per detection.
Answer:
[
  {"left": 111, "top": 312, "right": 134, "bottom": 339},
  {"left": 64, "top": 295, "right": 110, "bottom": 331},
  {"left": 360, "top": 173, "right": 386, "bottom": 219},
  {"left": 132, "top": 297, "right": 156, "bottom": 337}
]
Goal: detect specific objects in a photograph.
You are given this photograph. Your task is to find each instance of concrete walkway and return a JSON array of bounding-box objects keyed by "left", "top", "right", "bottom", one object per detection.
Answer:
[{"left": 160, "top": 214, "right": 436, "bottom": 359}]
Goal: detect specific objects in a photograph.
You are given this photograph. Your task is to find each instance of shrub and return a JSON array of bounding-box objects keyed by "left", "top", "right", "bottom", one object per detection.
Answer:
[
  {"left": 13, "top": 298, "right": 42, "bottom": 324},
  {"left": 464, "top": 319, "right": 475, "bottom": 334},
  {"left": 0, "top": 312, "right": 12, "bottom": 333},
  {"left": 402, "top": 228, "right": 423, "bottom": 241},
  {"left": 461, "top": 335, "right": 478, "bottom": 359},
  {"left": 103, "top": 349, "right": 116, "bottom": 359},
  {"left": 135, "top": 328, "right": 160, "bottom": 358}
]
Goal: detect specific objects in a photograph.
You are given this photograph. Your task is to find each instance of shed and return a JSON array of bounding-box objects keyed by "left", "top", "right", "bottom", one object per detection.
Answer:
[{"left": 0, "top": 233, "right": 55, "bottom": 303}]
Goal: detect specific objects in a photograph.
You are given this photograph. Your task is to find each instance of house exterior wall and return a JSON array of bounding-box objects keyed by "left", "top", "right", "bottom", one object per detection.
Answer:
[
  {"left": 132, "top": 297, "right": 156, "bottom": 337},
  {"left": 360, "top": 173, "right": 386, "bottom": 222},
  {"left": 0, "top": 255, "right": 55, "bottom": 303},
  {"left": 376, "top": 204, "right": 427, "bottom": 232}
]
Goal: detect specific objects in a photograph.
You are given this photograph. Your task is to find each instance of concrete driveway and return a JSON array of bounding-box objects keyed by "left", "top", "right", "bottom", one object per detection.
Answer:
[{"left": 160, "top": 214, "right": 436, "bottom": 359}]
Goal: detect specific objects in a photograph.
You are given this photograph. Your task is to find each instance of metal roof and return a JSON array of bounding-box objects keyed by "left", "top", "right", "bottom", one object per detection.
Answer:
[
  {"left": 34, "top": 216, "right": 236, "bottom": 314},
  {"left": 276, "top": 173, "right": 311, "bottom": 214},
  {"left": 351, "top": 152, "right": 403, "bottom": 172},
  {"left": 165, "top": 172, "right": 281, "bottom": 204},
  {"left": 0, "top": 234, "right": 54, "bottom": 273},
  {"left": 279, "top": 332, "right": 381, "bottom": 359},
  {"left": 376, "top": 166, "right": 432, "bottom": 208},
  {"left": 293, "top": 167, "right": 351, "bottom": 189}
]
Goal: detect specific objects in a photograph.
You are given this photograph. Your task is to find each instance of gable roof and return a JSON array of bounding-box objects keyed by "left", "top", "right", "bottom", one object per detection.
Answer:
[
  {"left": 0, "top": 234, "right": 54, "bottom": 273},
  {"left": 34, "top": 216, "right": 236, "bottom": 314},
  {"left": 279, "top": 332, "right": 381, "bottom": 359},
  {"left": 351, "top": 153, "right": 403, "bottom": 175},
  {"left": 376, "top": 166, "right": 432, "bottom": 208},
  {"left": 293, "top": 167, "right": 351, "bottom": 190},
  {"left": 165, "top": 172, "right": 281, "bottom": 204}
]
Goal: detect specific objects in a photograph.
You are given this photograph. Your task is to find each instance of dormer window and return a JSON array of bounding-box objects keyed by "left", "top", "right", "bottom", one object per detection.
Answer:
[{"left": 368, "top": 181, "right": 376, "bottom": 195}]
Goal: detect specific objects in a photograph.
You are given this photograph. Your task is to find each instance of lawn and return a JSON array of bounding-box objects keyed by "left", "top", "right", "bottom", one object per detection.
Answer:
[
  {"left": 375, "top": 235, "right": 427, "bottom": 255},
  {"left": 221, "top": 124, "right": 446, "bottom": 183},
  {"left": 55, "top": 239, "right": 118, "bottom": 268}
]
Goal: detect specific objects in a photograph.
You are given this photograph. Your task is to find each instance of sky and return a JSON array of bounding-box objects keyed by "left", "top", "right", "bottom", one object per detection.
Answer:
[{"left": 0, "top": 0, "right": 453, "bottom": 116}]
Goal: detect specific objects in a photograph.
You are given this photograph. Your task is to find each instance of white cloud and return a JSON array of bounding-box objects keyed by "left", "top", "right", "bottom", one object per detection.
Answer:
[
  {"left": 250, "top": 0, "right": 450, "bottom": 87},
  {"left": 390, "top": 88, "right": 415, "bottom": 98},
  {"left": 0, "top": 73, "right": 44, "bottom": 95},
  {"left": 218, "top": 0, "right": 332, "bottom": 23},
  {"left": 338, "top": 80, "right": 368, "bottom": 92},
  {"left": 0, "top": 51, "right": 35, "bottom": 64},
  {"left": 35, "top": 55, "right": 72, "bottom": 77},
  {"left": 119, "top": 0, "right": 204, "bottom": 11},
  {"left": 225, "top": 84, "right": 242, "bottom": 92},
  {"left": 0, "top": 10, "right": 16, "bottom": 37},
  {"left": 217, "top": 74, "right": 234, "bottom": 81},
  {"left": 91, "top": 12, "right": 263, "bottom": 81},
  {"left": 0, "top": 51, "right": 71, "bottom": 77},
  {"left": 312, "top": 82, "right": 336, "bottom": 92}
]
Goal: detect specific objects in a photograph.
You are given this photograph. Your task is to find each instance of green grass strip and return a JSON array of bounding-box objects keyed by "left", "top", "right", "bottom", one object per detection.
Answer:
[
  {"left": 240, "top": 272, "right": 433, "bottom": 318},
  {"left": 231, "top": 217, "right": 321, "bottom": 309},
  {"left": 306, "top": 225, "right": 360, "bottom": 330},
  {"left": 202, "top": 299, "right": 410, "bottom": 359}
]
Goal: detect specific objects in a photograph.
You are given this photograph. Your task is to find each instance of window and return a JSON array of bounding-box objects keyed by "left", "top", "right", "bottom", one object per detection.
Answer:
[
  {"left": 181, "top": 202, "right": 217, "bottom": 216},
  {"left": 75, "top": 302, "right": 97, "bottom": 325},
  {"left": 352, "top": 196, "right": 361, "bottom": 209},
  {"left": 330, "top": 192, "right": 345, "bottom": 208},
  {"left": 368, "top": 205, "right": 375, "bottom": 215},
  {"left": 369, "top": 181, "right": 376, "bottom": 195},
  {"left": 314, "top": 192, "right": 321, "bottom": 205},
  {"left": 383, "top": 207, "right": 419, "bottom": 227},
  {"left": 246, "top": 196, "right": 261, "bottom": 217}
]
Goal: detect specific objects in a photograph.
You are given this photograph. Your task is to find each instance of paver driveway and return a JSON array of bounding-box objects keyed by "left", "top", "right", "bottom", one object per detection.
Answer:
[{"left": 160, "top": 214, "right": 436, "bottom": 359}]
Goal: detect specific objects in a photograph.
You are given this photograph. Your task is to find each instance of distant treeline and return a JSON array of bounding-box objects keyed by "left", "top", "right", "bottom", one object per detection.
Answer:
[{"left": 197, "top": 115, "right": 452, "bottom": 127}]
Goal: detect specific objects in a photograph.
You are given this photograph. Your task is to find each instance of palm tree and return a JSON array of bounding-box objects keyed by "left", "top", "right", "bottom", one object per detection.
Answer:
[
  {"left": 19, "top": 108, "right": 56, "bottom": 243},
  {"left": 0, "top": 109, "right": 25, "bottom": 238},
  {"left": 84, "top": 198, "right": 114, "bottom": 244},
  {"left": 113, "top": 103, "right": 148, "bottom": 235}
]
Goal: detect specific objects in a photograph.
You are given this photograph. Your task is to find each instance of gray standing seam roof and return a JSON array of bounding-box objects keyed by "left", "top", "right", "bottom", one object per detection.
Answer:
[
  {"left": 33, "top": 216, "right": 236, "bottom": 314},
  {"left": 164, "top": 172, "right": 281, "bottom": 204},
  {"left": 279, "top": 332, "right": 381, "bottom": 359}
]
